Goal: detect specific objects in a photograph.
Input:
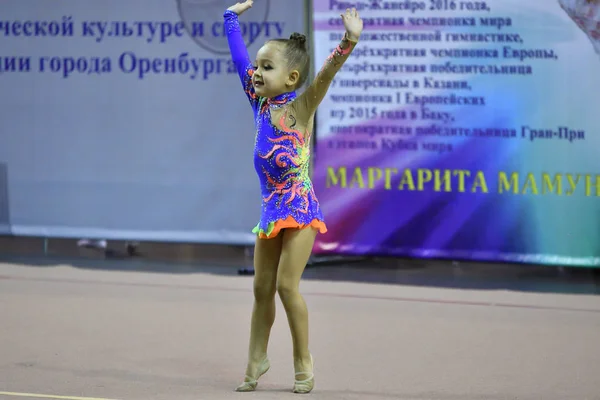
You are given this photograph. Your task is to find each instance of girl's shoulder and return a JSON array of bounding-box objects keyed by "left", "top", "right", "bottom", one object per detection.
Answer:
[
  {"left": 269, "top": 101, "right": 312, "bottom": 132},
  {"left": 285, "top": 95, "right": 314, "bottom": 122}
]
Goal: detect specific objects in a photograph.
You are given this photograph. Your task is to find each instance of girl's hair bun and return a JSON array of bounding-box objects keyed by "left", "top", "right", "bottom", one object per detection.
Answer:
[{"left": 289, "top": 32, "right": 307, "bottom": 49}]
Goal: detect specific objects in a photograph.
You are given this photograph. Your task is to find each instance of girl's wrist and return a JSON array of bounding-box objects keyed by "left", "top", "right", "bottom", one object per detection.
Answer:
[{"left": 345, "top": 32, "right": 359, "bottom": 42}]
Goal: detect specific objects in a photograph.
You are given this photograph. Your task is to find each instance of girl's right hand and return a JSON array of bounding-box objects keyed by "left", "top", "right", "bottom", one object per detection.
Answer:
[
  {"left": 341, "top": 8, "right": 363, "bottom": 42},
  {"left": 227, "top": 0, "right": 254, "bottom": 15}
]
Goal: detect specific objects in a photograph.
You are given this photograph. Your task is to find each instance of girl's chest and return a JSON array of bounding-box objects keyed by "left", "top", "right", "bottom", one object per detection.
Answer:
[{"left": 255, "top": 109, "right": 309, "bottom": 141}]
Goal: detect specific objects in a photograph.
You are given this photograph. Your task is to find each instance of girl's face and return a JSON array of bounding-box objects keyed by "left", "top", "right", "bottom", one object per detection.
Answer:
[{"left": 253, "top": 42, "right": 299, "bottom": 98}]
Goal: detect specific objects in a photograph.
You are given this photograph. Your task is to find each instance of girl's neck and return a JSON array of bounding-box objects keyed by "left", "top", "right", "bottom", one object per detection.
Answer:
[
  {"left": 265, "top": 91, "right": 297, "bottom": 109},
  {"left": 259, "top": 91, "right": 297, "bottom": 114},
  {"left": 269, "top": 91, "right": 296, "bottom": 102}
]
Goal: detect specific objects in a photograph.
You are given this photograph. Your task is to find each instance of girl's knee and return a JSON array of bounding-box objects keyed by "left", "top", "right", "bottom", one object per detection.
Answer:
[
  {"left": 276, "top": 279, "right": 298, "bottom": 301},
  {"left": 253, "top": 279, "right": 276, "bottom": 302}
]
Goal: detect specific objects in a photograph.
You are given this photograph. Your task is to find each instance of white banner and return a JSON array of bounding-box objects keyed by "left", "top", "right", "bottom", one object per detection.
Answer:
[{"left": 0, "top": 0, "right": 306, "bottom": 244}]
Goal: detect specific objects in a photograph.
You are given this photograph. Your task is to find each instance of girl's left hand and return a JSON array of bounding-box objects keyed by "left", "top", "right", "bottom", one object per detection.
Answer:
[
  {"left": 341, "top": 8, "right": 363, "bottom": 41},
  {"left": 227, "top": 0, "right": 254, "bottom": 16}
]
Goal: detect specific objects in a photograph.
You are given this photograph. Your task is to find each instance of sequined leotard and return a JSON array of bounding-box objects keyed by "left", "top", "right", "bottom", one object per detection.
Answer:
[{"left": 224, "top": 10, "right": 357, "bottom": 239}]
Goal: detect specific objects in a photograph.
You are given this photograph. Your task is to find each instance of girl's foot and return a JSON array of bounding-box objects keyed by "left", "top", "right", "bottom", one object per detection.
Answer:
[
  {"left": 235, "top": 357, "right": 270, "bottom": 392},
  {"left": 293, "top": 354, "right": 314, "bottom": 394}
]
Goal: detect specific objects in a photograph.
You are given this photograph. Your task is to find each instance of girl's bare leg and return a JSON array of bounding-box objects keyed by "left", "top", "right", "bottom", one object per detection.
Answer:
[
  {"left": 276, "top": 228, "right": 317, "bottom": 387},
  {"left": 240, "top": 234, "right": 283, "bottom": 384}
]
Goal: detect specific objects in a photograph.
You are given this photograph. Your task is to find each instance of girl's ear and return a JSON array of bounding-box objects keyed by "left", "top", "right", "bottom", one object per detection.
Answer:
[{"left": 286, "top": 70, "right": 300, "bottom": 88}]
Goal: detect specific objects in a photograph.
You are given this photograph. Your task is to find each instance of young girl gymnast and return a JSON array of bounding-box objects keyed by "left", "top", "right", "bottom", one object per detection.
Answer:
[{"left": 223, "top": 0, "right": 362, "bottom": 393}]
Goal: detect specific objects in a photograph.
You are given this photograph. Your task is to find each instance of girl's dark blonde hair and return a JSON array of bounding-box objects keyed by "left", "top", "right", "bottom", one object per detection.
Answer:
[{"left": 269, "top": 33, "right": 311, "bottom": 89}]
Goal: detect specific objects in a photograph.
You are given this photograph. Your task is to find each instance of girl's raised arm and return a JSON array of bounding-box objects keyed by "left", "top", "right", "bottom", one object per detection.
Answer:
[
  {"left": 223, "top": 1, "right": 257, "bottom": 105},
  {"left": 297, "top": 8, "right": 362, "bottom": 116}
]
